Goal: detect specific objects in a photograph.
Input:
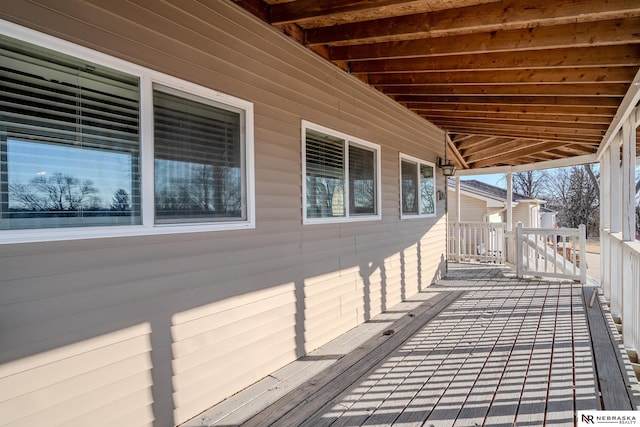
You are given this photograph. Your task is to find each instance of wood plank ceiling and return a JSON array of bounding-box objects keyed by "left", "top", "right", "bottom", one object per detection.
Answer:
[{"left": 232, "top": 0, "right": 640, "bottom": 171}]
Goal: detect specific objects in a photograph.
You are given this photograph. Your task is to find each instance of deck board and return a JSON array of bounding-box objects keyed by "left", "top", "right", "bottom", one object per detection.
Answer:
[
  {"left": 200, "top": 264, "right": 640, "bottom": 427},
  {"left": 544, "top": 285, "right": 576, "bottom": 425},
  {"left": 583, "top": 285, "right": 638, "bottom": 410}
]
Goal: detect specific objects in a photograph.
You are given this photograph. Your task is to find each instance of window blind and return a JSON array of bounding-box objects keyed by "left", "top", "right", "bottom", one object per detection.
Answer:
[
  {"left": 401, "top": 160, "right": 418, "bottom": 214},
  {"left": 349, "top": 144, "right": 376, "bottom": 215},
  {"left": 153, "top": 86, "right": 244, "bottom": 223},
  {"left": 305, "top": 129, "right": 345, "bottom": 218},
  {"left": 420, "top": 164, "right": 435, "bottom": 215},
  {"left": 0, "top": 35, "right": 141, "bottom": 230}
]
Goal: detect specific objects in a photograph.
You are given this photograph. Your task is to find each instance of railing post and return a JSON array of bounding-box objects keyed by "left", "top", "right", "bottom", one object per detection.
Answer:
[
  {"left": 456, "top": 222, "right": 461, "bottom": 262},
  {"left": 579, "top": 224, "right": 587, "bottom": 283},
  {"left": 516, "top": 223, "right": 523, "bottom": 278},
  {"left": 621, "top": 242, "right": 639, "bottom": 353}
]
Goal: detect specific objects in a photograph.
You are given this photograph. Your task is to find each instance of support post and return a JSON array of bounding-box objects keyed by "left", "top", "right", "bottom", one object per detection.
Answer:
[
  {"left": 610, "top": 138, "right": 621, "bottom": 312},
  {"left": 455, "top": 177, "right": 461, "bottom": 262},
  {"left": 610, "top": 139, "right": 621, "bottom": 234},
  {"left": 600, "top": 152, "right": 610, "bottom": 299},
  {"left": 516, "top": 223, "right": 523, "bottom": 278},
  {"left": 621, "top": 112, "right": 638, "bottom": 350},
  {"left": 506, "top": 172, "right": 513, "bottom": 232},
  {"left": 622, "top": 115, "right": 636, "bottom": 241},
  {"left": 579, "top": 224, "right": 587, "bottom": 284}
]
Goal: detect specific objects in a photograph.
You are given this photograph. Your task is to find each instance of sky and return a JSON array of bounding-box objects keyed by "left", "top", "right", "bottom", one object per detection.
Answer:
[{"left": 460, "top": 173, "right": 506, "bottom": 189}]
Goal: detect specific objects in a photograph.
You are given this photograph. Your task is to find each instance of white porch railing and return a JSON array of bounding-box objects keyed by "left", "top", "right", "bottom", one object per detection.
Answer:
[
  {"left": 602, "top": 230, "right": 640, "bottom": 358},
  {"left": 515, "top": 224, "right": 587, "bottom": 283},
  {"left": 448, "top": 222, "right": 506, "bottom": 263}
]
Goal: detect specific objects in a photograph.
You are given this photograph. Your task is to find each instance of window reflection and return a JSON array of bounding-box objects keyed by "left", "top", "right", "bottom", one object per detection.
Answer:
[{"left": 3, "top": 139, "right": 138, "bottom": 229}]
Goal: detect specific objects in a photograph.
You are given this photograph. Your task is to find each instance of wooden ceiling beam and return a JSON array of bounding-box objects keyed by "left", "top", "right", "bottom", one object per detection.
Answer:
[
  {"left": 349, "top": 46, "right": 640, "bottom": 74},
  {"left": 235, "top": 0, "right": 637, "bottom": 171},
  {"left": 268, "top": 0, "right": 443, "bottom": 26},
  {"left": 382, "top": 83, "right": 629, "bottom": 97},
  {"left": 464, "top": 139, "right": 551, "bottom": 163},
  {"left": 445, "top": 132, "right": 469, "bottom": 170},
  {"left": 456, "top": 135, "right": 511, "bottom": 151},
  {"left": 528, "top": 152, "right": 563, "bottom": 161},
  {"left": 405, "top": 103, "right": 617, "bottom": 117},
  {"left": 469, "top": 141, "right": 576, "bottom": 168},
  {"left": 435, "top": 125, "right": 602, "bottom": 143},
  {"left": 413, "top": 110, "right": 613, "bottom": 124},
  {"left": 549, "top": 144, "right": 597, "bottom": 155},
  {"left": 426, "top": 116, "right": 609, "bottom": 131},
  {"left": 504, "top": 156, "right": 545, "bottom": 165},
  {"left": 231, "top": 0, "right": 270, "bottom": 22},
  {"left": 330, "top": 17, "right": 640, "bottom": 61},
  {"left": 450, "top": 133, "right": 477, "bottom": 143},
  {"left": 460, "top": 137, "right": 526, "bottom": 155},
  {"left": 451, "top": 134, "right": 488, "bottom": 147},
  {"left": 394, "top": 95, "right": 622, "bottom": 107},
  {"left": 432, "top": 120, "right": 605, "bottom": 137},
  {"left": 367, "top": 67, "right": 637, "bottom": 85},
  {"left": 307, "top": 0, "right": 640, "bottom": 46}
]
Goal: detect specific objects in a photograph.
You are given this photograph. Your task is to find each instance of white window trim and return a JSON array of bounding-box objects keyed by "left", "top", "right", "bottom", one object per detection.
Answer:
[
  {"left": 302, "top": 120, "right": 382, "bottom": 225},
  {"left": 399, "top": 153, "right": 437, "bottom": 219},
  {"left": 0, "top": 19, "right": 255, "bottom": 244}
]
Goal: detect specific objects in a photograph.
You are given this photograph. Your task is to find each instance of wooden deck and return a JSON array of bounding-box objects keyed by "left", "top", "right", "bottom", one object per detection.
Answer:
[{"left": 187, "top": 264, "right": 639, "bottom": 427}]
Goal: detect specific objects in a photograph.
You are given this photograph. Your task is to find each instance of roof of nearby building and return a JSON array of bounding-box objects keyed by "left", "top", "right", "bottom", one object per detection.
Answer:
[{"left": 448, "top": 178, "right": 543, "bottom": 203}]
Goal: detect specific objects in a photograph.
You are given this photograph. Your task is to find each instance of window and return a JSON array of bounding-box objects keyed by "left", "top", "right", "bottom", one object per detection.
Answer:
[
  {"left": 400, "top": 154, "right": 436, "bottom": 218},
  {"left": 0, "top": 24, "right": 254, "bottom": 243},
  {"left": 303, "top": 121, "right": 380, "bottom": 224},
  {"left": 153, "top": 86, "right": 245, "bottom": 224},
  {"left": 1, "top": 34, "right": 142, "bottom": 231}
]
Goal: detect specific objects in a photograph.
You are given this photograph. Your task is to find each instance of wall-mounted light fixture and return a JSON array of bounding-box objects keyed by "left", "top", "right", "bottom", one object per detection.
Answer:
[
  {"left": 439, "top": 130, "right": 457, "bottom": 177},
  {"left": 437, "top": 156, "right": 457, "bottom": 177}
]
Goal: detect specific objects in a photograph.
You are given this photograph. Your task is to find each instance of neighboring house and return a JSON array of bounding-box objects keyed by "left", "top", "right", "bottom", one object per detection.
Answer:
[
  {"left": 0, "top": 3, "right": 447, "bottom": 427},
  {"left": 540, "top": 206, "right": 558, "bottom": 229},
  {"left": 448, "top": 179, "right": 548, "bottom": 229}
]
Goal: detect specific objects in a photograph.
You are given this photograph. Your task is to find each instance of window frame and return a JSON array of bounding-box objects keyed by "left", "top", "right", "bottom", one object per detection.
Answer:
[
  {"left": 399, "top": 153, "right": 437, "bottom": 219},
  {"left": 0, "top": 20, "right": 255, "bottom": 244},
  {"left": 302, "top": 121, "right": 382, "bottom": 225}
]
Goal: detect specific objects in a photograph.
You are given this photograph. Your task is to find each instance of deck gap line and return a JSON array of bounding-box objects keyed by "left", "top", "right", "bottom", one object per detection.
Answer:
[
  {"left": 420, "top": 283, "right": 527, "bottom": 425},
  {"left": 374, "top": 277, "right": 508, "bottom": 425},
  {"left": 512, "top": 279, "right": 554, "bottom": 426},
  {"left": 571, "top": 282, "right": 578, "bottom": 419},
  {"left": 467, "top": 280, "right": 541, "bottom": 426},
  {"left": 450, "top": 283, "right": 532, "bottom": 426},
  {"left": 358, "top": 298, "right": 484, "bottom": 425},
  {"left": 459, "top": 279, "right": 550, "bottom": 424},
  {"left": 482, "top": 282, "right": 549, "bottom": 426},
  {"left": 239, "top": 289, "right": 465, "bottom": 427},
  {"left": 329, "top": 279, "right": 496, "bottom": 426},
  {"left": 542, "top": 281, "right": 566, "bottom": 427}
]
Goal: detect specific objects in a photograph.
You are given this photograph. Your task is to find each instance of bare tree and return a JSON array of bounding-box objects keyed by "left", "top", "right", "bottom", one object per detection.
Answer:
[
  {"left": 155, "top": 164, "right": 243, "bottom": 217},
  {"left": 545, "top": 166, "right": 599, "bottom": 236},
  {"left": 110, "top": 189, "right": 131, "bottom": 213},
  {"left": 10, "top": 172, "right": 99, "bottom": 212},
  {"left": 512, "top": 170, "right": 548, "bottom": 198}
]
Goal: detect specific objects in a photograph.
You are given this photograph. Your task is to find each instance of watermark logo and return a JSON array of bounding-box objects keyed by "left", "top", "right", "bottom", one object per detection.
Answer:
[{"left": 578, "top": 411, "right": 640, "bottom": 426}]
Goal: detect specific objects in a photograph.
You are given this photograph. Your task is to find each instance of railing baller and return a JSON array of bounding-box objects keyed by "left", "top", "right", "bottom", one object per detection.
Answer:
[
  {"left": 607, "top": 233, "right": 640, "bottom": 360},
  {"left": 447, "top": 222, "right": 506, "bottom": 264},
  {"left": 515, "top": 224, "right": 587, "bottom": 284}
]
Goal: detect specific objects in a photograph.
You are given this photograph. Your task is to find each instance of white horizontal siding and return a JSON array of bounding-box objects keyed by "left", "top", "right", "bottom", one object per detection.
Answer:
[
  {"left": 0, "top": 1, "right": 448, "bottom": 426},
  {"left": 0, "top": 325, "right": 153, "bottom": 427},
  {"left": 447, "top": 191, "right": 490, "bottom": 223}
]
